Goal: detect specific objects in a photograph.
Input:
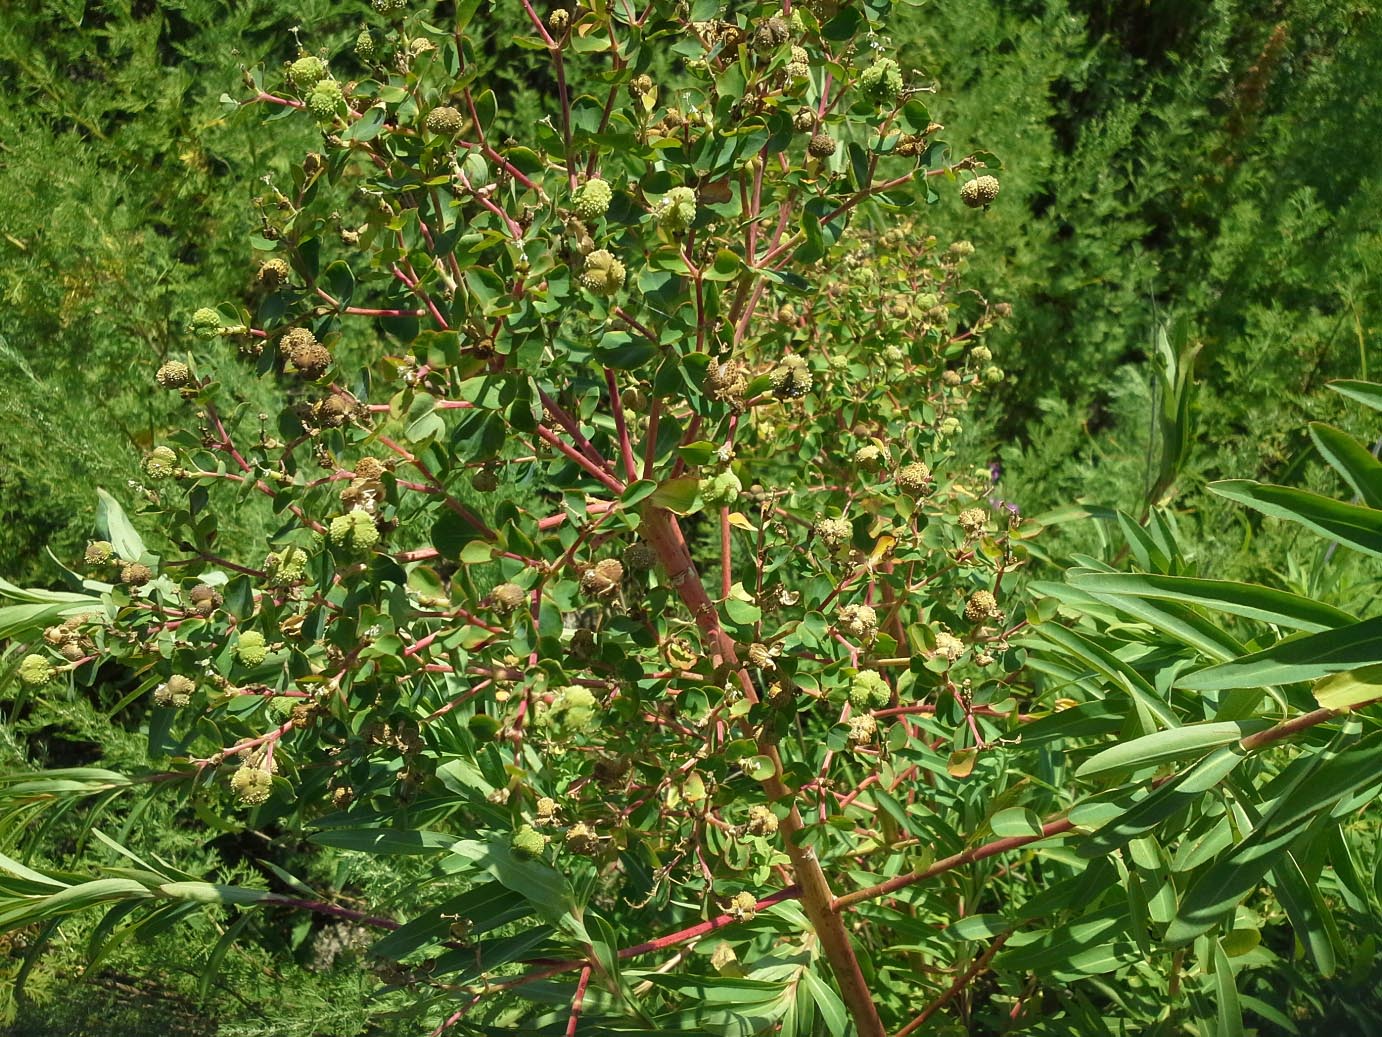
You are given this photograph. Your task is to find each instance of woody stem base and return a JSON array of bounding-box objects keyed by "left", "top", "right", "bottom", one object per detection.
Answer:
[{"left": 641, "top": 505, "right": 886, "bottom": 1037}]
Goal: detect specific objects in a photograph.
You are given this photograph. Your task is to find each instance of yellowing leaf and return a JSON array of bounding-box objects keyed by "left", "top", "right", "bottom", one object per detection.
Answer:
[
  {"left": 682, "top": 772, "right": 707, "bottom": 803},
  {"left": 948, "top": 747, "right": 978, "bottom": 778},
  {"left": 867, "top": 534, "right": 898, "bottom": 570},
  {"left": 1312, "top": 664, "right": 1382, "bottom": 711}
]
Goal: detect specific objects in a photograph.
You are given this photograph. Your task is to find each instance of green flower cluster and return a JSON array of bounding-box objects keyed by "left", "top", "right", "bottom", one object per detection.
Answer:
[
  {"left": 848, "top": 669, "right": 891, "bottom": 709},
  {"left": 329, "top": 509, "right": 380, "bottom": 551},
  {"left": 578, "top": 250, "right": 625, "bottom": 296},
  {"left": 573, "top": 178, "right": 613, "bottom": 220},
  {"left": 286, "top": 55, "right": 327, "bottom": 92},
  {"left": 858, "top": 58, "right": 903, "bottom": 105},
  {"left": 700, "top": 470, "right": 742, "bottom": 506},
  {"left": 307, "top": 79, "right": 343, "bottom": 121},
  {"left": 542, "top": 685, "right": 599, "bottom": 738},
  {"left": 657, "top": 186, "right": 697, "bottom": 232},
  {"left": 236, "top": 630, "right": 268, "bottom": 666}
]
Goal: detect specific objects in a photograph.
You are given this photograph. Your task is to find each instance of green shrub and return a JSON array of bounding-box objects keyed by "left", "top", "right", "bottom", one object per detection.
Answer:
[{"left": 3, "top": 4, "right": 1382, "bottom": 1036}]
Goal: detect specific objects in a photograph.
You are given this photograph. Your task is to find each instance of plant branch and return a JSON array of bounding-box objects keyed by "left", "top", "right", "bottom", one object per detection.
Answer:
[{"left": 894, "top": 932, "right": 1011, "bottom": 1037}]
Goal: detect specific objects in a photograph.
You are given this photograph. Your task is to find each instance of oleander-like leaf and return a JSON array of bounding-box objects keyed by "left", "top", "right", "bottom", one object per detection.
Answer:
[
  {"left": 1076, "top": 721, "right": 1266, "bottom": 778},
  {"left": 1309, "top": 422, "right": 1382, "bottom": 509},
  {"left": 1068, "top": 570, "right": 1356, "bottom": 632},
  {"left": 1180, "top": 616, "right": 1382, "bottom": 690},
  {"left": 1209, "top": 479, "right": 1382, "bottom": 557}
]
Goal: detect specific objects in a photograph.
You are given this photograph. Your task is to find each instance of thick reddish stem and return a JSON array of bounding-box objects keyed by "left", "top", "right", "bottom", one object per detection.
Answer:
[{"left": 639, "top": 504, "right": 887, "bottom": 1037}]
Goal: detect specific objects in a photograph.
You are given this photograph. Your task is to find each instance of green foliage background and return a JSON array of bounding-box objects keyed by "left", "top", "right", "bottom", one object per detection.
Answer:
[
  {"left": 899, "top": 0, "right": 1382, "bottom": 583},
  {"left": 2, "top": 0, "right": 1381, "bottom": 1033}
]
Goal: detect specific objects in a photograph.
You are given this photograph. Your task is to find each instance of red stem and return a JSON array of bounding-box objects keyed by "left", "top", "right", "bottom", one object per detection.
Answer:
[
  {"left": 605, "top": 368, "right": 640, "bottom": 482},
  {"left": 893, "top": 932, "right": 1012, "bottom": 1037},
  {"left": 565, "top": 966, "right": 592, "bottom": 1037}
]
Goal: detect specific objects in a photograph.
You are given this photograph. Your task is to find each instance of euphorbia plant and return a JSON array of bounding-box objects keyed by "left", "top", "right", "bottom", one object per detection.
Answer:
[
  {"left": 7, "top": 5, "right": 1382, "bottom": 1034},
  {"left": 4, "top": 2, "right": 1041, "bottom": 1032}
]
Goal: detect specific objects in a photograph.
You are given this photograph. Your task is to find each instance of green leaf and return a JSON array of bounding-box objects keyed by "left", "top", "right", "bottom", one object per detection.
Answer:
[
  {"left": 1271, "top": 851, "right": 1338, "bottom": 976},
  {"left": 199, "top": 911, "right": 255, "bottom": 999},
  {"left": 1211, "top": 938, "right": 1244, "bottom": 1037},
  {"left": 801, "top": 969, "right": 847, "bottom": 1037},
  {"left": 0, "top": 879, "right": 153, "bottom": 928},
  {"left": 1210, "top": 479, "right": 1382, "bottom": 557},
  {"left": 648, "top": 476, "right": 700, "bottom": 515},
  {"left": 1068, "top": 571, "right": 1355, "bottom": 632},
  {"left": 471, "top": 88, "right": 498, "bottom": 134},
  {"left": 1076, "top": 722, "right": 1267, "bottom": 778},
  {"left": 677, "top": 441, "right": 719, "bottom": 466},
  {"left": 404, "top": 393, "right": 445, "bottom": 442},
  {"left": 947, "top": 747, "right": 977, "bottom": 778},
  {"left": 621, "top": 479, "right": 658, "bottom": 507},
  {"left": 1112, "top": 854, "right": 1152, "bottom": 956},
  {"left": 946, "top": 914, "right": 1010, "bottom": 941},
  {"left": 742, "top": 755, "right": 776, "bottom": 782},
  {"left": 0, "top": 600, "right": 99, "bottom": 640},
  {"left": 1328, "top": 378, "right": 1382, "bottom": 413},
  {"left": 309, "top": 829, "right": 456, "bottom": 855},
  {"left": 989, "top": 807, "right": 1043, "bottom": 838},
  {"left": 455, "top": 0, "right": 483, "bottom": 31},
  {"left": 450, "top": 836, "right": 580, "bottom": 934},
  {"left": 1031, "top": 623, "right": 1177, "bottom": 727},
  {"left": 724, "top": 597, "right": 760, "bottom": 625},
  {"left": 1168, "top": 730, "right": 1382, "bottom": 944},
  {"left": 430, "top": 925, "right": 557, "bottom": 983},
  {"left": 158, "top": 882, "right": 274, "bottom": 906},
  {"left": 993, "top": 913, "right": 1140, "bottom": 978},
  {"left": 0, "top": 850, "right": 69, "bottom": 889},
  {"left": 1067, "top": 579, "right": 1244, "bottom": 661},
  {"left": 343, "top": 103, "right": 387, "bottom": 141},
  {"left": 322, "top": 260, "right": 355, "bottom": 308},
  {"left": 432, "top": 507, "right": 489, "bottom": 559},
  {"left": 370, "top": 883, "right": 530, "bottom": 961},
  {"left": 1309, "top": 422, "right": 1382, "bottom": 508},
  {"left": 97, "top": 488, "right": 145, "bottom": 562},
  {"left": 1180, "top": 616, "right": 1382, "bottom": 691},
  {"left": 597, "top": 332, "right": 658, "bottom": 369},
  {"left": 702, "top": 249, "right": 743, "bottom": 282},
  {"left": 1075, "top": 746, "right": 1246, "bottom": 856}
]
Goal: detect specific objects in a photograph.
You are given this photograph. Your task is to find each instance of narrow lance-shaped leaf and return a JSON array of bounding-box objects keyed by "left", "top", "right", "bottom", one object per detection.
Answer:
[
  {"left": 1312, "top": 664, "right": 1382, "bottom": 711},
  {"left": 1209, "top": 479, "right": 1382, "bottom": 558},
  {"left": 97, "top": 487, "right": 146, "bottom": 562},
  {"left": 1180, "top": 615, "right": 1382, "bottom": 691},
  {"left": 1168, "top": 730, "right": 1382, "bottom": 944},
  {"left": 1074, "top": 746, "right": 1246, "bottom": 858},
  {"left": 1328, "top": 378, "right": 1382, "bottom": 414},
  {"left": 801, "top": 969, "right": 848, "bottom": 1037},
  {"left": 1072, "top": 583, "right": 1244, "bottom": 661},
  {"left": 1076, "top": 721, "right": 1267, "bottom": 779},
  {"left": 1309, "top": 422, "right": 1382, "bottom": 509},
  {"left": 1068, "top": 570, "right": 1355, "bottom": 632},
  {"left": 1270, "top": 850, "right": 1339, "bottom": 976},
  {"left": 1031, "top": 623, "right": 1177, "bottom": 727},
  {"left": 1211, "top": 938, "right": 1244, "bottom": 1037}
]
